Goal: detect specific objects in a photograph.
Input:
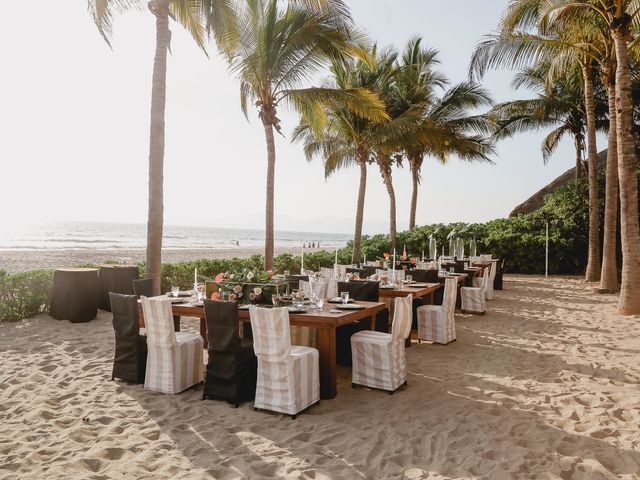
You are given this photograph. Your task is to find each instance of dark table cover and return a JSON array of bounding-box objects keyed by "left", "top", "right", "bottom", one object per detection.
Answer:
[
  {"left": 98, "top": 265, "right": 139, "bottom": 311},
  {"left": 49, "top": 268, "right": 99, "bottom": 323}
]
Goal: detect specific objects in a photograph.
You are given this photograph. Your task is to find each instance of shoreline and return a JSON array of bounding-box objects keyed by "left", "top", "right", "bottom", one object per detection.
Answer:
[{"left": 0, "top": 247, "right": 316, "bottom": 273}]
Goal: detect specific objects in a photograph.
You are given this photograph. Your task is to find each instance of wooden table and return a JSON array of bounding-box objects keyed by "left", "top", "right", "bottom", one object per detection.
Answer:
[
  {"left": 138, "top": 300, "right": 386, "bottom": 400},
  {"left": 378, "top": 283, "right": 441, "bottom": 303}
]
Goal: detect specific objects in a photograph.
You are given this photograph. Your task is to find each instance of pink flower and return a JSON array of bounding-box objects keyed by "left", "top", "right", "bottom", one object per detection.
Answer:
[
  {"left": 228, "top": 293, "right": 237, "bottom": 302},
  {"left": 410, "top": 257, "right": 417, "bottom": 264},
  {"left": 233, "top": 285, "right": 243, "bottom": 294},
  {"left": 383, "top": 252, "right": 390, "bottom": 259},
  {"left": 249, "top": 293, "right": 256, "bottom": 301},
  {"left": 214, "top": 273, "right": 225, "bottom": 283},
  {"left": 267, "top": 270, "right": 274, "bottom": 278},
  {"left": 210, "top": 291, "right": 221, "bottom": 301}
]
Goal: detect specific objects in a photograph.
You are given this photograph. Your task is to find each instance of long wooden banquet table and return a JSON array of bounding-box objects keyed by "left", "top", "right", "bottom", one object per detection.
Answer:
[
  {"left": 138, "top": 299, "right": 386, "bottom": 400},
  {"left": 377, "top": 282, "right": 442, "bottom": 303}
]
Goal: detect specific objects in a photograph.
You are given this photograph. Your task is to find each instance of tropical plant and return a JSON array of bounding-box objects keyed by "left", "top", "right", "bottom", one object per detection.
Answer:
[
  {"left": 225, "top": 0, "right": 385, "bottom": 270},
  {"left": 393, "top": 38, "right": 495, "bottom": 230},
  {"left": 469, "top": 0, "right": 607, "bottom": 283},
  {"left": 538, "top": 0, "right": 640, "bottom": 313},
  {"left": 88, "top": 0, "right": 220, "bottom": 294},
  {"left": 292, "top": 50, "right": 390, "bottom": 264}
]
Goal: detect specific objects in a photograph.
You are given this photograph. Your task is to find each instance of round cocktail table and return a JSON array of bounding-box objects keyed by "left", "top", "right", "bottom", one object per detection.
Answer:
[{"left": 49, "top": 268, "right": 99, "bottom": 323}]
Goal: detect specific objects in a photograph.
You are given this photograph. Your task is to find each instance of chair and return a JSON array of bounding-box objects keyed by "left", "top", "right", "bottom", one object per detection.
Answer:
[
  {"left": 202, "top": 300, "right": 257, "bottom": 406},
  {"left": 486, "top": 261, "right": 498, "bottom": 300},
  {"left": 460, "top": 265, "right": 490, "bottom": 314},
  {"left": 375, "top": 269, "right": 406, "bottom": 282},
  {"left": 109, "top": 293, "right": 147, "bottom": 383},
  {"left": 133, "top": 278, "right": 154, "bottom": 298},
  {"left": 411, "top": 269, "right": 439, "bottom": 283},
  {"left": 248, "top": 306, "right": 320, "bottom": 418},
  {"left": 334, "top": 281, "right": 390, "bottom": 366},
  {"left": 416, "top": 278, "right": 457, "bottom": 345},
  {"left": 319, "top": 267, "right": 335, "bottom": 279},
  {"left": 351, "top": 295, "right": 413, "bottom": 393},
  {"left": 141, "top": 296, "right": 203, "bottom": 394}
]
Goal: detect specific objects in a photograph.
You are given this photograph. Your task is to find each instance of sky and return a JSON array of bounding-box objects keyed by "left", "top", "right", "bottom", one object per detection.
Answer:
[{"left": 0, "top": 0, "right": 586, "bottom": 235}]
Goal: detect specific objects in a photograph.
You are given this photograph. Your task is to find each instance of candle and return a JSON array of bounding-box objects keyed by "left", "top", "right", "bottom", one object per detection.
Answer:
[
  {"left": 392, "top": 248, "right": 396, "bottom": 271},
  {"left": 335, "top": 248, "right": 338, "bottom": 266},
  {"left": 422, "top": 250, "right": 425, "bottom": 261},
  {"left": 364, "top": 253, "right": 366, "bottom": 265},
  {"left": 194, "top": 267, "right": 198, "bottom": 288},
  {"left": 301, "top": 244, "right": 304, "bottom": 274}
]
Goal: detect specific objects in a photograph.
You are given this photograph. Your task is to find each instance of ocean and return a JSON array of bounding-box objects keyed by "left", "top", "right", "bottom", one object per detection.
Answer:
[{"left": 0, "top": 222, "right": 352, "bottom": 251}]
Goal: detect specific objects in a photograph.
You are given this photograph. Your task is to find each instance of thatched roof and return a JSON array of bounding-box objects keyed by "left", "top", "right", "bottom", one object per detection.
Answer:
[{"left": 509, "top": 150, "right": 608, "bottom": 217}]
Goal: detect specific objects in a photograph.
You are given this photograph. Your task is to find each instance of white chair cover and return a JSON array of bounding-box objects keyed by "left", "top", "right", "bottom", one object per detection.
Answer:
[
  {"left": 141, "top": 296, "right": 203, "bottom": 395},
  {"left": 350, "top": 295, "right": 413, "bottom": 392},
  {"left": 416, "top": 277, "right": 457, "bottom": 344},
  {"left": 319, "top": 267, "right": 335, "bottom": 279},
  {"left": 337, "top": 264, "right": 347, "bottom": 276},
  {"left": 366, "top": 261, "right": 381, "bottom": 267},
  {"left": 248, "top": 306, "right": 319, "bottom": 416},
  {"left": 460, "top": 266, "right": 489, "bottom": 314},
  {"left": 375, "top": 269, "right": 406, "bottom": 282},
  {"left": 486, "top": 261, "right": 497, "bottom": 300}
]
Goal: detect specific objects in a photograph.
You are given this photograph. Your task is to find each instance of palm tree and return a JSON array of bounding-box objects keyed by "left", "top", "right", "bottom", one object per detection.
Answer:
[
  {"left": 89, "top": 0, "right": 216, "bottom": 294},
  {"left": 292, "top": 54, "right": 389, "bottom": 264},
  {"left": 470, "top": 4, "right": 605, "bottom": 282},
  {"left": 539, "top": 0, "right": 640, "bottom": 312},
  {"left": 225, "top": 0, "right": 384, "bottom": 270}
]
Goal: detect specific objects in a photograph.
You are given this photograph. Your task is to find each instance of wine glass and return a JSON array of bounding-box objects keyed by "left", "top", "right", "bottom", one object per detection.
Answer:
[
  {"left": 171, "top": 285, "right": 179, "bottom": 297},
  {"left": 340, "top": 292, "right": 350, "bottom": 304}
]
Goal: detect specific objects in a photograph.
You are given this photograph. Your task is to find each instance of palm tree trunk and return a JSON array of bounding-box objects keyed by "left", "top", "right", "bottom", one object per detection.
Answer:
[
  {"left": 262, "top": 120, "right": 276, "bottom": 271},
  {"left": 599, "top": 70, "right": 619, "bottom": 292},
  {"left": 574, "top": 135, "right": 583, "bottom": 180},
  {"left": 408, "top": 154, "right": 420, "bottom": 230},
  {"left": 612, "top": 22, "right": 640, "bottom": 314},
  {"left": 379, "top": 160, "right": 397, "bottom": 250},
  {"left": 146, "top": 4, "right": 170, "bottom": 295},
  {"left": 351, "top": 156, "right": 367, "bottom": 264},
  {"left": 581, "top": 61, "right": 601, "bottom": 282}
]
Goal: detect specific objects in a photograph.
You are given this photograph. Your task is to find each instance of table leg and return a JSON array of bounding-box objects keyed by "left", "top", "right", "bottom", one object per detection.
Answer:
[
  {"left": 317, "top": 327, "right": 337, "bottom": 399},
  {"left": 370, "top": 313, "right": 375, "bottom": 331},
  {"left": 173, "top": 315, "right": 181, "bottom": 332}
]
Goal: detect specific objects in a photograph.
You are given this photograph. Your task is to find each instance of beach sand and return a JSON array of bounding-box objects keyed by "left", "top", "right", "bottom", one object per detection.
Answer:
[
  {"left": 0, "top": 247, "right": 305, "bottom": 274},
  {"left": 1, "top": 275, "right": 640, "bottom": 479}
]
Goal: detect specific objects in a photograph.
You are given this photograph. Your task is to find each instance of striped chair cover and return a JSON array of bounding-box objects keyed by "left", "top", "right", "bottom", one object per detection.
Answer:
[
  {"left": 319, "top": 267, "right": 336, "bottom": 279},
  {"left": 141, "top": 297, "right": 203, "bottom": 395},
  {"left": 460, "top": 266, "right": 489, "bottom": 314},
  {"left": 375, "top": 269, "right": 406, "bottom": 282},
  {"left": 486, "top": 261, "right": 498, "bottom": 300},
  {"left": 337, "top": 264, "right": 347, "bottom": 276},
  {"left": 350, "top": 295, "right": 413, "bottom": 392},
  {"left": 416, "top": 278, "right": 457, "bottom": 344},
  {"left": 248, "top": 306, "right": 319, "bottom": 417},
  {"left": 289, "top": 280, "right": 319, "bottom": 348}
]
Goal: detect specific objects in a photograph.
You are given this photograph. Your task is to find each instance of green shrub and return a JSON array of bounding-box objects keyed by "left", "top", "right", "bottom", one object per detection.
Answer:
[{"left": 0, "top": 269, "right": 54, "bottom": 322}]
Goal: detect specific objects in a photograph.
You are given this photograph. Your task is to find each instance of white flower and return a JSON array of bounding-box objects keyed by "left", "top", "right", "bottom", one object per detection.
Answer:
[
  {"left": 246, "top": 271, "right": 255, "bottom": 281},
  {"left": 253, "top": 287, "right": 262, "bottom": 296}
]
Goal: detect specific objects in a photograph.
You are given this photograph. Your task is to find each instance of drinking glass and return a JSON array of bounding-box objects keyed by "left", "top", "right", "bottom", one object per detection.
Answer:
[
  {"left": 284, "top": 270, "right": 290, "bottom": 277},
  {"left": 406, "top": 275, "right": 412, "bottom": 284},
  {"left": 170, "top": 286, "right": 179, "bottom": 297},
  {"left": 315, "top": 295, "right": 324, "bottom": 310},
  {"left": 196, "top": 285, "right": 204, "bottom": 302},
  {"left": 340, "top": 292, "right": 350, "bottom": 304},
  {"left": 271, "top": 294, "right": 280, "bottom": 307},
  {"left": 449, "top": 267, "right": 455, "bottom": 273}
]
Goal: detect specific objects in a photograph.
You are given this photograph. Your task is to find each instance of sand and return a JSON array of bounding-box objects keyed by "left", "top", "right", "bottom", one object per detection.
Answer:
[
  {"left": 0, "top": 248, "right": 305, "bottom": 274},
  {"left": 1, "top": 275, "right": 640, "bottom": 479}
]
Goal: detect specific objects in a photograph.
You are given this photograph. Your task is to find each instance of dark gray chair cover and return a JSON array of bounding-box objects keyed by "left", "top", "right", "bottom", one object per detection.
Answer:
[
  {"left": 132, "top": 279, "right": 154, "bottom": 298},
  {"left": 335, "top": 281, "right": 390, "bottom": 366},
  {"left": 494, "top": 259, "right": 505, "bottom": 290},
  {"left": 203, "top": 300, "right": 257, "bottom": 406},
  {"left": 109, "top": 293, "right": 147, "bottom": 383}
]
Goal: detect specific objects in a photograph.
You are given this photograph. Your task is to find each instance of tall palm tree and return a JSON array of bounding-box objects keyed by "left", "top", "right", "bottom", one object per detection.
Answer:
[
  {"left": 540, "top": 0, "right": 640, "bottom": 312},
  {"left": 292, "top": 54, "right": 389, "bottom": 264},
  {"left": 489, "top": 63, "right": 609, "bottom": 176},
  {"left": 470, "top": 3, "right": 605, "bottom": 282},
  {"left": 89, "top": 0, "right": 216, "bottom": 294},
  {"left": 226, "top": 0, "right": 384, "bottom": 270}
]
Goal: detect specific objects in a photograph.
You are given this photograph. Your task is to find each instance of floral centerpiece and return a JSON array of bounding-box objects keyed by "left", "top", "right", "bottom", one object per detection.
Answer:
[{"left": 208, "top": 268, "right": 288, "bottom": 305}]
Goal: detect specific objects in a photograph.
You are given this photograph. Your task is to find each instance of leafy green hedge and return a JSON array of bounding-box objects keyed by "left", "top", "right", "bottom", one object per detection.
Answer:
[{"left": 0, "top": 269, "right": 54, "bottom": 322}]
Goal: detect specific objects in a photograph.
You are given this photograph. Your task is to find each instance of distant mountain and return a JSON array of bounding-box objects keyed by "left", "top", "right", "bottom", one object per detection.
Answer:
[{"left": 510, "top": 150, "right": 608, "bottom": 217}]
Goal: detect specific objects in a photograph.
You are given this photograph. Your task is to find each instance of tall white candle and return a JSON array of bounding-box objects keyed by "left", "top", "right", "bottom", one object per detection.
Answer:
[
  {"left": 301, "top": 244, "right": 304, "bottom": 274},
  {"left": 364, "top": 254, "right": 366, "bottom": 265},
  {"left": 194, "top": 267, "right": 198, "bottom": 287},
  {"left": 392, "top": 248, "right": 396, "bottom": 270},
  {"left": 335, "top": 248, "right": 338, "bottom": 266},
  {"left": 422, "top": 250, "right": 425, "bottom": 261}
]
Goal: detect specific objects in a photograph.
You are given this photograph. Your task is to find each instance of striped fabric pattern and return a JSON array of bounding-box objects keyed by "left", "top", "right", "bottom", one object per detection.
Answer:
[
  {"left": 416, "top": 277, "right": 457, "bottom": 344},
  {"left": 248, "top": 306, "right": 319, "bottom": 416},
  {"left": 486, "top": 261, "right": 497, "bottom": 300},
  {"left": 141, "top": 296, "right": 203, "bottom": 395},
  {"left": 319, "top": 267, "right": 336, "bottom": 279},
  {"left": 351, "top": 295, "right": 412, "bottom": 392},
  {"left": 460, "top": 266, "right": 489, "bottom": 314}
]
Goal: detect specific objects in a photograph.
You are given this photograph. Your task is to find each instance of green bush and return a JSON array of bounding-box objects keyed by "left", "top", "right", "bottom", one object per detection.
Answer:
[{"left": 0, "top": 269, "right": 54, "bottom": 322}]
